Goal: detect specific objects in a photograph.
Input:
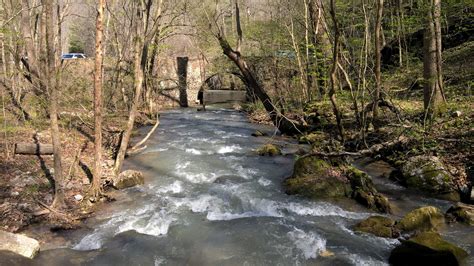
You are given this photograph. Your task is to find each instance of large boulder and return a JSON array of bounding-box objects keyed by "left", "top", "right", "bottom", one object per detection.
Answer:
[
  {"left": 396, "top": 206, "right": 445, "bottom": 233},
  {"left": 112, "top": 170, "right": 145, "bottom": 190},
  {"left": 446, "top": 203, "right": 474, "bottom": 226},
  {"left": 284, "top": 157, "right": 391, "bottom": 213},
  {"left": 354, "top": 216, "right": 399, "bottom": 238},
  {"left": 400, "top": 156, "right": 460, "bottom": 201},
  {"left": 389, "top": 232, "right": 468, "bottom": 266},
  {"left": 0, "top": 230, "right": 40, "bottom": 259},
  {"left": 256, "top": 144, "right": 282, "bottom": 156},
  {"left": 284, "top": 157, "right": 351, "bottom": 199}
]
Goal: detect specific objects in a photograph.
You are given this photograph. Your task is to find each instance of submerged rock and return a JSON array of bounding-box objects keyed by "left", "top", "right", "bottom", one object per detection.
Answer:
[
  {"left": 354, "top": 216, "right": 399, "bottom": 238},
  {"left": 113, "top": 170, "right": 145, "bottom": 190},
  {"left": 256, "top": 144, "right": 282, "bottom": 156},
  {"left": 284, "top": 156, "right": 391, "bottom": 213},
  {"left": 389, "top": 231, "right": 468, "bottom": 266},
  {"left": 446, "top": 203, "right": 474, "bottom": 226},
  {"left": 400, "top": 156, "right": 460, "bottom": 201},
  {"left": 0, "top": 230, "right": 40, "bottom": 259},
  {"left": 251, "top": 130, "right": 268, "bottom": 137},
  {"left": 396, "top": 206, "right": 445, "bottom": 233}
]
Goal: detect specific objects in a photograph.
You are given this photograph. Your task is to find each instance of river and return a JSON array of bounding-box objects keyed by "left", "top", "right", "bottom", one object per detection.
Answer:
[{"left": 4, "top": 108, "right": 473, "bottom": 265}]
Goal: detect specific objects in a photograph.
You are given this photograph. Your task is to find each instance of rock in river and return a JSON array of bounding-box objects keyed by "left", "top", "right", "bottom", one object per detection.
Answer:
[
  {"left": 396, "top": 206, "right": 445, "bottom": 233},
  {"left": 389, "top": 231, "right": 468, "bottom": 266},
  {"left": 0, "top": 230, "right": 40, "bottom": 259},
  {"left": 400, "top": 156, "right": 460, "bottom": 201},
  {"left": 284, "top": 156, "right": 391, "bottom": 213},
  {"left": 354, "top": 216, "right": 399, "bottom": 238},
  {"left": 113, "top": 170, "right": 145, "bottom": 190},
  {"left": 256, "top": 144, "right": 282, "bottom": 156},
  {"left": 446, "top": 203, "right": 474, "bottom": 226}
]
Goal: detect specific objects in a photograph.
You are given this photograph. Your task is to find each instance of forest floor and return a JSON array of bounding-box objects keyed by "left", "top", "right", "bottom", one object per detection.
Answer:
[
  {"left": 0, "top": 111, "right": 157, "bottom": 244},
  {"left": 244, "top": 41, "right": 473, "bottom": 202}
]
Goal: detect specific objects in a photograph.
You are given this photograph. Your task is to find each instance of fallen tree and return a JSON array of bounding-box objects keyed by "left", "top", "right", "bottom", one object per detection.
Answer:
[{"left": 14, "top": 143, "right": 53, "bottom": 155}]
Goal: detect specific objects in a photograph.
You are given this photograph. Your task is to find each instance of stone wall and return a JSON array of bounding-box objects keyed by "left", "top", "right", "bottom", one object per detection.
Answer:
[{"left": 154, "top": 56, "right": 207, "bottom": 107}]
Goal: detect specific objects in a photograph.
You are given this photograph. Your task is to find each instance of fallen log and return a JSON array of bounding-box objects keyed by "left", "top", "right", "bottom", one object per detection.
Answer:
[
  {"left": 14, "top": 143, "right": 53, "bottom": 155},
  {"left": 303, "top": 136, "right": 409, "bottom": 158}
]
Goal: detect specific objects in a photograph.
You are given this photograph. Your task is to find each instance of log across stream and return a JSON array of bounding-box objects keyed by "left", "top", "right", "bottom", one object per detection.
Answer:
[{"left": 4, "top": 108, "right": 472, "bottom": 265}]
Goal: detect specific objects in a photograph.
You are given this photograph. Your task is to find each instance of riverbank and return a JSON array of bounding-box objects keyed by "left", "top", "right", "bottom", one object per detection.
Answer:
[{"left": 0, "top": 111, "right": 158, "bottom": 244}]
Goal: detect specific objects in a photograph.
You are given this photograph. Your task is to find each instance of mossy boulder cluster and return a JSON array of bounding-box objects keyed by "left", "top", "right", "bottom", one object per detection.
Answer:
[
  {"left": 354, "top": 206, "right": 469, "bottom": 265},
  {"left": 400, "top": 156, "right": 460, "bottom": 201},
  {"left": 283, "top": 156, "right": 391, "bottom": 213},
  {"left": 354, "top": 206, "right": 444, "bottom": 238}
]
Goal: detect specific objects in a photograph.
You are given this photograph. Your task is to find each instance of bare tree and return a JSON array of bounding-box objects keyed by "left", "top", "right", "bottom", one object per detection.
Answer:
[
  {"left": 114, "top": 0, "right": 164, "bottom": 176},
  {"left": 43, "top": 0, "right": 65, "bottom": 208},
  {"left": 373, "top": 0, "right": 383, "bottom": 120},
  {"left": 328, "top": 0, "right": 344, "bottom": 142},
  {"left": 208, "top": 0, "right": 305, "bottom": 135},
  {"left": 92, "top": 0, "right": 106, "bottom": 197}
]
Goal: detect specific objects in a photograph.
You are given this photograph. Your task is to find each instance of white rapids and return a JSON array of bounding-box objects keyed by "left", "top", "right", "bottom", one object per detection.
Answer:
[{"left": 27, "top": 108, "right": 473, "bottom": 265}]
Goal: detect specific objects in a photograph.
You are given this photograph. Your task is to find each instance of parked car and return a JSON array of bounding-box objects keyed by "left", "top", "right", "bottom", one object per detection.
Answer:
[{"left": 61, "top": 53, "right": 86, "bottom": 60}]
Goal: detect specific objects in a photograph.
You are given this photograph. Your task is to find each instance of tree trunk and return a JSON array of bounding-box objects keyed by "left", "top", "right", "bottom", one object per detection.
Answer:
[
  {"left": 373, "top": 0, "right": 384, "bottom": 119},
  {"left": 43, "top": 0, "right": 65, "bottom": 209},
  {"left": 423, "top": 0, "right": 445, "bottom": 117},
  {"left": 177, "top": 57, "right": 189, "bottom": 108},
  {"left": 114, "top": 2, "right": 146, "bottom": 176},
  {"left": 92, "top": 0, "right": 106, "bottom": 197},
  {"left": 217, "top": 36, "right": 303, "bottom": 135},
  {"left": 329, "top": 0, "right": 344, "bottom": 142}
]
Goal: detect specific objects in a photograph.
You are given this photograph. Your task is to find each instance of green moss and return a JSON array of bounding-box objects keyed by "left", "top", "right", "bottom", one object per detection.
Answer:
[
  {"left": 284, "top": 157, "right": 351, "bottom": 199},
  {"left": 409, "top": 232, "right": 469, "bottom": 263},
  {"left": 354, "top": 216, "right": 398, "bottom": 238},
  {"left": 390, "top": 231, "right": 469, "bottom": 265},
  {"left": 396, "top": 206, "right": 445, "bottom": 232},
  {"left": 256, "top": 144, "right": 282, "bottom": 156}
]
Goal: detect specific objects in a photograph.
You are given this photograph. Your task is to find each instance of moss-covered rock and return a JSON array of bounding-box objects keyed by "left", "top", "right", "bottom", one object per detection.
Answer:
[
  {"left": 347, "top": 167, "right": 392, "bottom": 213},
  {"left": 354, "top": 216, "right": 399, "bottom": 238},
  {"left": 396, "top": 206, "right": 445, "bottom": 233},
  {"left": 389, "top": 232, "right": 468, "bottom": 266},
  {"left": 298, "top": 132, "right": 325, "bottom": 144},
  {"left": 256, "top": 144, "right": 282, "bottom": 156},
  {"left": 112, "top": 170, "right": 145, "bottom": 190},
  {"left": 401, "top": 156, "right": 460, "bottom": 201},
  {"left": 284, "top": 157, "right": 351, "bottom": 199},
  {"left": 284, "top": 157, "right": 391, "bottom": 213},
  {"left": 446, "top": 203, "right": 474, "bottom": 226},
  {"left": 251, "top": 130, "right": 268, "bottom": 137}
]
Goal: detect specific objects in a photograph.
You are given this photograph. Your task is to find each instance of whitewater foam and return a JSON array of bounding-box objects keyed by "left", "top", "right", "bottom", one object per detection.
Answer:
[{"left": 288, "top": 228, "right": 327, "bottom": 259}]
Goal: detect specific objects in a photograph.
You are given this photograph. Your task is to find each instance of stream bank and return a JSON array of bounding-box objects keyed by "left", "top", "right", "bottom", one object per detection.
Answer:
[{"left": 1, "top": 108, "right": 472, "bottom": 265}]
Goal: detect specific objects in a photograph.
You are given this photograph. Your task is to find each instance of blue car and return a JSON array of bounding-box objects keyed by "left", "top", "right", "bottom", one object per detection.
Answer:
[{"left": 61, "top": 53, "right": 86, "bottom": 60}]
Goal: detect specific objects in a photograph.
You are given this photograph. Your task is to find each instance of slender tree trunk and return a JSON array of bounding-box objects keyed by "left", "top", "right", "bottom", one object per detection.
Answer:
[
  {"left": 423, "top": 0, "right": 445, "bottom": 117},
  {"left": 329, "top": 0, "right": 344, "bottom": 142},
  {"left": 114, "top": 2, "right": 146, "bottom": 176},
  {"left": 43, "top": 0, "right": 64, "bottom": 209},
  {"left": 92, "top": 0, "right": 106, "bottom": 197},
  {"left": 373, "top": 0, "right": 383, "bottom": 119}
]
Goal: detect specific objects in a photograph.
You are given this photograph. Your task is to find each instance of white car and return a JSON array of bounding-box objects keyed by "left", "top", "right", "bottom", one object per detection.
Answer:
[{"left": 61, "top": 53, "right": 86, "bottom": 60}]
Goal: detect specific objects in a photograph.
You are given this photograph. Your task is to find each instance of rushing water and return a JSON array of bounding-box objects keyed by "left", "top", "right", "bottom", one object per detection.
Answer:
[{"left": 3, "top": 108, "right": 473, "bottom": 265}]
